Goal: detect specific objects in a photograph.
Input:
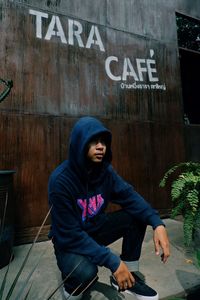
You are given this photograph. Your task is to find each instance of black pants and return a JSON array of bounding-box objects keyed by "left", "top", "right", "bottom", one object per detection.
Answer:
[{"left": 54, "top": 210, "right": 147, "bottom": 294}]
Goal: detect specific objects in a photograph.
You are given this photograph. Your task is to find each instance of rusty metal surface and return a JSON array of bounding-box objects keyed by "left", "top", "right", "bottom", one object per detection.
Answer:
[
  {"left": 0, "top": 0, "right": 195, "bottom": 242},
  {"left": 0, "top": 1, "right": 183, "bottom": 120},
  {"left": 0, "top": 112, "right": 185, "bottom": 230}
]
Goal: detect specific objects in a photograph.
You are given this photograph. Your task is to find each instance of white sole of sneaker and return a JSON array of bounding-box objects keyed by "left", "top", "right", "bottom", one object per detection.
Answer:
[
  {"left": 111, "top": 280, "right": 159, "bottom": 300},
  {"left": 63, "top": 287, "right": 83, "bottom": 299}
]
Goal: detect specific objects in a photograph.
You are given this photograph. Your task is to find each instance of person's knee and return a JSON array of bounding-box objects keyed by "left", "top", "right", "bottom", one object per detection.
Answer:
[
  {"left": 75, "top": 260, "right": 98, "bottom": 283},
  {"left": 55, "top": 250, "right": 98, "bottom": 291},
  {"left": 63, "top": 260, "right": 98, "bottom": 294},
  {"left": 62, "top": 259, "right": 98, "bottom": 284}
]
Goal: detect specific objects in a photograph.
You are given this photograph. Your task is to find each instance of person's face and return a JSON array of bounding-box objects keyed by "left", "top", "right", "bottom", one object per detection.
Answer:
[{"left": 87, "top": 137, "right": 107, "bottom": 163}]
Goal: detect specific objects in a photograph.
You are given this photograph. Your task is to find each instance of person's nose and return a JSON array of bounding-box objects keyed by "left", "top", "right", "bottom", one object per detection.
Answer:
[{"left": 96, "top": 142, "right": 104, "bottom": 149}]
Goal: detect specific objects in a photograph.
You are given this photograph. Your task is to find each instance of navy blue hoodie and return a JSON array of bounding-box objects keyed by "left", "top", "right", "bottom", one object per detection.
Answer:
[{"left": 48, "top": 116, "right": 164, "bottom": 273}]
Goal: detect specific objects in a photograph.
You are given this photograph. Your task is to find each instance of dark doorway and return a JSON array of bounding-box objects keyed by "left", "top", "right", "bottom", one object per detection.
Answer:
[
  {"left": 176, "top": 12, "right": 200, "bottom": 125},
  {"left": 176, "top": 12, "right": 200, "bottom": 162},
  {"left": 179, "top": 48, "right": 200, "bottom": 124}
]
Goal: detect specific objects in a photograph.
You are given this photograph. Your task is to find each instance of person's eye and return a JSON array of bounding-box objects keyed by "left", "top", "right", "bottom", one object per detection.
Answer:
[{"left": 100, "top": 140, "right": 106, "bottom": 145}]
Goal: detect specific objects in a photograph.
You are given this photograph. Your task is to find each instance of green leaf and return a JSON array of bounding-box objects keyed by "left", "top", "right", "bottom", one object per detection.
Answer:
[
  {"left": 171, "top": 177, "right": 186, "bottom": 200},
  {"left": 183, "top": 212, "right": 195, "bottom": 246},
  {"left": 196, "top": 250, "right": 200, "bottom": 267}
]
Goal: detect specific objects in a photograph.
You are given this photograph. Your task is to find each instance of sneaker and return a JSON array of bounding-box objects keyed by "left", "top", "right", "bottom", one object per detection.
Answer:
[
  {"left": 111, "top": 273, "right": 159, "bottom": 300},
  {"left": 63, "top": 287, "right": 83, "bottom": 299}
]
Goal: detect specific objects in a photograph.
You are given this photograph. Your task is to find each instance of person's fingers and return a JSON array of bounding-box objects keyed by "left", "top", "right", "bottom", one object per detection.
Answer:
[
  {"left": 121, "top": 280, "right": 129, "bottom": 290},
  {"left": 153, "top": 226, "right": 170, "bottom": 263},
  {"left": 160, "top": 237, "right": 170, "bottom": 262},
  {"left": 127, "top": 276, "right": 134, "bottom": 288},
  {"left": 118, "top": 273, "right": 135, "bottom": 290},
  {"left": 154, "top": 238, "right": 160, "bottom": 255},
  {"left": 118, "top": 280, "right": 126, "bottom": 291},
  {"left": 117, "top": 277, "right": 127, "bottom": 290},
  {"left": 162, "top": 253, "right": 169, "bottom": 263},
  {"left": 161, "top": 245, "right": 170, "bottom": 263}
]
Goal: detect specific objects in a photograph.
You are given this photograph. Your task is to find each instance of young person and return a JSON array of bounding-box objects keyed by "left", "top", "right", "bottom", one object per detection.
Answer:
[{"left": 48, "top": 116, "right": 170, "bottom": 300}]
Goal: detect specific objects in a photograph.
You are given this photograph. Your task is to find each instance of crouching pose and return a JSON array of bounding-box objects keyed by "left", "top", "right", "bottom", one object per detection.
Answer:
[{"left": 48, "top": 116, "right": 170, "bottom": 300}]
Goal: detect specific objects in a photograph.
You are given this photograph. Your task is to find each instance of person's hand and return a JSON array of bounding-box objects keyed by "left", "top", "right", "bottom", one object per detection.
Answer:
[
  {"left": 113, "top": 261, "right": 135, "bottom": 290},
  {"left": 153, "top": 225, "right": 170, "bottom": 263}
]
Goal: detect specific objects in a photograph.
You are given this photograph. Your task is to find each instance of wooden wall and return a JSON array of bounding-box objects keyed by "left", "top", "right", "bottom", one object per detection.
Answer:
[{"left": 1, "top": 0, "right": 199, "bottom": 243}]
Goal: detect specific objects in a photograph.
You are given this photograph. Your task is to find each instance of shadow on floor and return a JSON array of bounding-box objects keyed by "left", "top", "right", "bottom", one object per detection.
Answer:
[
  {"left": 83, "top": 281, "right": 127, "bottom": 300},
  {"left": 187, "top": 286, "right": 200, "bottom": 300},
  {"left": 176, "top": 269, "right": 200, "bottom": 300}
]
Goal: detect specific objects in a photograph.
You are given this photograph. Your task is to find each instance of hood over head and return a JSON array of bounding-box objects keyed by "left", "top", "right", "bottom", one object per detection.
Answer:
[{"left": 68, "top": 116, "right": 112, "bottom": 180}]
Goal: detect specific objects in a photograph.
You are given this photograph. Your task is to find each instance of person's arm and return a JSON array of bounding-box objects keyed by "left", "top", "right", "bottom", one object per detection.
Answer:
[
  {"left": 49, "top": 190, "right": 121, "bottom": 272},
  {"left": 153, "top": 225, "right": 170, "bottom": 263},
  {"left": 109, "top": 167, "right": 164, "bottom": 226},
  {"left": 109, "top": 166, "right": 170, "bottom": 262},
  {"left": 113, "top": 226, "right": 170, "bottom": 290}
]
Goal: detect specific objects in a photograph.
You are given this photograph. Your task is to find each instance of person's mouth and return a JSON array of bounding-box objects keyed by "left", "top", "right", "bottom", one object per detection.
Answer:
[{"left": 95, "top": 153, "right": 104, "bottom": 159}]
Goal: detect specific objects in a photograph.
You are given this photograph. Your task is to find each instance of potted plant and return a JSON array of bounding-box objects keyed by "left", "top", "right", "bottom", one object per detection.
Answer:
[{"left": 159, "top": 162, "right": 200, "bottom": 249}]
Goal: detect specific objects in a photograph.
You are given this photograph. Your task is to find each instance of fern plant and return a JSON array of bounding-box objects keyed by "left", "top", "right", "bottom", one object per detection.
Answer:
[{"left": 160, "top": 162, "right": 200, "bottom": 246}]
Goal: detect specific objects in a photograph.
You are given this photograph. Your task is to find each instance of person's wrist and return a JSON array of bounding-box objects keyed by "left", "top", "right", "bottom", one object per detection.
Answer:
[
  {"left": 112, "top": 260, "right": 121, "bottom": 274},
  {"left": 153, "top": 223, "right": 165, "bottom": 230}
]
